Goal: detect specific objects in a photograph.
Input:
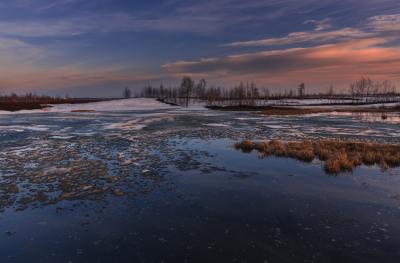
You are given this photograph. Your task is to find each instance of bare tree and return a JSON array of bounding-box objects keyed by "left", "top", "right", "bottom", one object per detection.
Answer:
[
  {"left": 261, "top": 87, "right": 270, "bottom": 99},
  {"left": 123, "top": 87, "right": 131, "bottom": 99},
  {"left": 298, "top": 83, "right": 305, "bottom": 97},
  {"left": 327, "top": 84, "right": 334, "bottom": 96},
  {"left": 195, "top": 79, "right": 207, "bottom": 99},
  {"left": 180, "top": 76, "right": 194, "bottom": 107}
]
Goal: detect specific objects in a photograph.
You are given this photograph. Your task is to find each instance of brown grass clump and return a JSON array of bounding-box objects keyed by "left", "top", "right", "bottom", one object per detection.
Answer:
[
  {"left": 260, "top": 106, "right": 399, "bottom": 116},
  {"left": 234, "top": 140, "right": 254, "bottom": 153},
  {"left": 234, "top": 139, "right": 400, "bottom": 174},
  {"left": 71, "top": 109, "right": 96, "bottom": 113},
  {"left": 269, "top": 139, "right": 287, "bottom": 156},
  {"left": 286, "top": 141, "right": 315, "bottom": 162},
  {"left": 262, "top": 107, "right": 332, "bottom": 116},
  {"left": 253, "top": 141, "right": 269, "bottom": 152},
  {"left": 324, "top": 152, "right": 354, "bottom": 173},
  {"left": 313, "top": 144, "right": 330, "bottom": 160},
  {"left": 362, "top": 150, "right": 383, "bottom": 165},
  {"left": 324, "top": 158, "right": 340, "bottom": 174},
  {"left": 348, "top": 152, "right": 362, "bottom": 166},
  {"left": 384, "top": 152, "right": 400, "bottom": 167}
]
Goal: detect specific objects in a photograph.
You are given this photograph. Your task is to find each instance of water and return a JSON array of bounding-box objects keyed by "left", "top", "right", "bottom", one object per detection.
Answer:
[{"left": 1, "top": 108, "right": 400, "bottom": 262}]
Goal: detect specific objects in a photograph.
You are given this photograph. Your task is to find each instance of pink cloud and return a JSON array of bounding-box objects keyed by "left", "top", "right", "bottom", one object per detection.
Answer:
[{"left": 164, "top": 37, "right": 400, "bottom": 91}]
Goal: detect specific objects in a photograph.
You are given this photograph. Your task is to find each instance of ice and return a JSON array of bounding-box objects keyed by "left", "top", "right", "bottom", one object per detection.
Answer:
[
  {"left": 106, "top": 119, "right": 147, "bottom": 130},
  {"left": 204, "top": 123, "right": 230, "bottom": 127},
  {"left": 50, "top": 135, "right": 75, "bottom": 140},
  {"left": 0, "top": 125, "right": 51, "bottom": 131},
  {"left": 105, "top": 114, "right": 175, "bottom": 130}
]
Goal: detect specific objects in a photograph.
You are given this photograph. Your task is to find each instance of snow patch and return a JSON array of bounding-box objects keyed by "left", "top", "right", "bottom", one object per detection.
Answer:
[
  {"left": 0, "top": 125, "right": 51, "bottom": 132},
  {"left": 204, "top": 123, "right": 230, "bottom": 127},
  {"left": 0, "top": 98, "right": 178, "bottom": 115},
  {"left": 105, "top": 115, "right": 175, "bottom": 130}
]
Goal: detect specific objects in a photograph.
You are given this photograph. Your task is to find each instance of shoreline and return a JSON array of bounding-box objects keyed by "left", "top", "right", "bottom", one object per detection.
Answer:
[
  {"left": 207, "top": 105, "right": 400, "bottom": 115},
  {"left": 0, "top": 98, "right": 113, "bottom": 112}
]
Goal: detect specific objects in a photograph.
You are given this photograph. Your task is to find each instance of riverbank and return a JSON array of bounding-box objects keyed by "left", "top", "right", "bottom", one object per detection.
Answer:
[
  {"left": 0, "top": 98, "right": 112, "bottom": 112},
  {"left": 207, "top": 105, "right": 400, "bottom": 116}
]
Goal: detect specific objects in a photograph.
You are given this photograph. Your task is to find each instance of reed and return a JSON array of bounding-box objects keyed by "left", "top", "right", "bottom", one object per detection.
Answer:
[{"left": 235, "top": 139, "right": 400, "bottom": 174}]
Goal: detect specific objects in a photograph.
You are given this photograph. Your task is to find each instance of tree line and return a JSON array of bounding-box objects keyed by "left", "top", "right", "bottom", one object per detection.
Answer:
[
  {"left": 0, "top": 93, "right": 106, "bottom": 104},
  {"left": 132, "top": 76, "right": 399, "bottom": 107},
  {"left": 348, "top": 77, "right": 398, "bottom": 103},
  {"left": 137, "top": 77, "right": 310, "bottom": 107}
]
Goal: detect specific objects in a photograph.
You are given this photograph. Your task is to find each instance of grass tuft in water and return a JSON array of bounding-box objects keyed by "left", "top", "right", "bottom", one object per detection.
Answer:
[{"left": 235, "top": 139, "right": 400, "bottom": 174}]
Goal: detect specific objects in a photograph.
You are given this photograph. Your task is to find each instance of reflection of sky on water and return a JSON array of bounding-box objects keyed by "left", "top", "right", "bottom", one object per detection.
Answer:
[{"left": 1, "top": 109, "right": 400, "bottom": 262}]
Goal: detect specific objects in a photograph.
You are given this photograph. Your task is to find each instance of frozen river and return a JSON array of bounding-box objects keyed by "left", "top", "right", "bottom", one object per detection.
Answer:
[{"left": 1, "top": 99, "right": 400, "bottom": 262}]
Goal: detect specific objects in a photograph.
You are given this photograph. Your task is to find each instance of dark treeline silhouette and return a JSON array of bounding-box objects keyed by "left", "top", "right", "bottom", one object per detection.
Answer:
[
  {"left": 123, "top": 87, "right": 132, "bottom": 99},
  {"left": 137, "top": 76, "right": 399, "bottom": 107},
  {"left": 0, "top": 93, "right": 109, "bottom": 111},
  {"left": 140, "top": 79, "right": 264, "bottom": 107},
  {"left": 348, "top": 77, "right": 398, "bottom": 103}
]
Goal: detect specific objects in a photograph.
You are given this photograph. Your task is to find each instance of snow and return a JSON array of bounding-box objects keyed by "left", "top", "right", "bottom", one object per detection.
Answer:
[
  {"left": 256, "top": 99, "right": 400, "bottom": 108},
  {"left": 50, "top": 98, "right": 177, "bottom": 112},
  {"left": 105, "top": 114, "right": 175, "bottom": 130},
  {"left": 1, "top": 97, "right": 398, "bottom": 115},
  {"left": 203, "top": 123, "right": 230, "bottom": 127},
  {"left": 0, "top": 98, "right": 179, "bottom": 115},
  {"left": 0, "top": 125, "right": 51, "bottom": 132}
]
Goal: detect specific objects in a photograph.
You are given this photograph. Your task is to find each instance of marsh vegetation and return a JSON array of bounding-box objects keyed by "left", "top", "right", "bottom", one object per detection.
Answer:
[
  {"left": 0, "top": 94, "right": 110, "bottom": 111},
  {"left": 235, "top": 139, "right": 400, "bottom": 174},
  {"left": 139, "top": 76, "right": 400, "bottom": 108}
]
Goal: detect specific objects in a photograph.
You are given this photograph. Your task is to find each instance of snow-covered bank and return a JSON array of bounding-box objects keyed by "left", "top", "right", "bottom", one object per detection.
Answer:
[{"left": 0, "top": 98, "right": 179, "bottom": 114}]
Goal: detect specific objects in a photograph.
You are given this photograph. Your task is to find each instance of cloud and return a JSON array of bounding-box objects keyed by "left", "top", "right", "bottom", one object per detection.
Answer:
[
  {"left": 1, "top": 0, "right": 283, "bottom": 38},
  {"left": 34, "top": 0, "right": 81, "bottom": 12},
  {"left": 163, "top": 37, "right": 400, "bottom": 89},
  {"left": 0, "top": 34, "right": 162, "bottom": 93},
  {"left": 1, "top": 1, "right": 400, "bottom": 95},
  {"left": 224, "top": 13, "right": 400, "bottom": 47},
  {"left": 225, "top": 28, "right": 371, "bottom": 47},
  {"left": 0, "top": 37, "right": 44, "bottom": 68},
  {"left": 0, "top": 13, "right": 229, "bottom": 38},
  {"left": 6, "top": 0, "right": 398, "bottom": 38},
  {"left": 0, "top": 64, "right": 163, "bottom": 93},
  {"left": 304, "top": 19, "right": 333, "bottom": 31},
  {"left": 0, "top": 0, "right": 83, "bottom": 11},
  {"left": 0, "top": 0, "right": 399, "bottom": 39},
  {"left": 368, "top": 14, "right": 400, "bottom": 32}
]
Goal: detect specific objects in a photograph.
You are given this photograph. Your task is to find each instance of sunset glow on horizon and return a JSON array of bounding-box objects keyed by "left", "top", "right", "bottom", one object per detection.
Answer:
[{"left": 1, "top": 0, "right": 400, "bottom": 96}]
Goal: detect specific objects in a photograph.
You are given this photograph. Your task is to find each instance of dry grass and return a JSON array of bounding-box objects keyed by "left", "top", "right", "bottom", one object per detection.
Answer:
[
  {"left": 0, "top": 98, "right": 109, "bottom": 112},
  {"left": 262, "top": 107, "right": 332, "bottom": 116},
  {"left": 261, "top": 106, "right": 399, "bottom": 116},
  {"left": 70, "top": 109, "right": 96, "bottom": 113},
  {"left": 234, "top": 139, "right": 400, "bottom": 174}
]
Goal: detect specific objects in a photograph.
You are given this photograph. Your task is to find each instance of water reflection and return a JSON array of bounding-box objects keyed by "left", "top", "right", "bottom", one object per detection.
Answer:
[
  {"left": 1, "top": 109, "right": 400, "bottom": 262},
  {"left": 331, "top": 111, "right": 400, "bottom": 124}
]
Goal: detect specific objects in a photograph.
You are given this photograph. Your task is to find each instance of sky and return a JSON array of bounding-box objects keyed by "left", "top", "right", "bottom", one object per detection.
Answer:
[{"left": 0, "top": 0, "right": 400, "bottom": 97}]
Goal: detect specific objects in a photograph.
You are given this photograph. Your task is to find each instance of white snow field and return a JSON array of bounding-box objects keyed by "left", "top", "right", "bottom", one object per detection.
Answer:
[{"left": 0, "top": 98, "right": 179, "bottom": 115}]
